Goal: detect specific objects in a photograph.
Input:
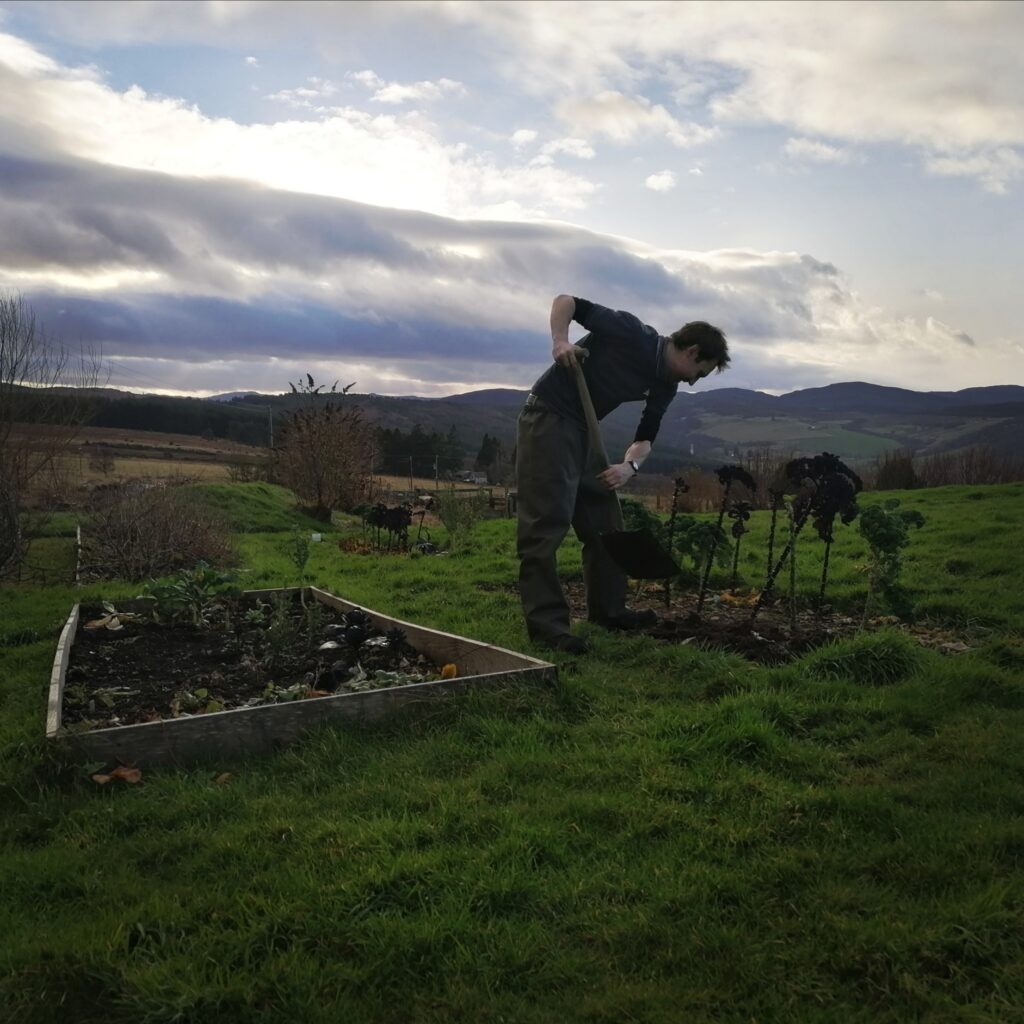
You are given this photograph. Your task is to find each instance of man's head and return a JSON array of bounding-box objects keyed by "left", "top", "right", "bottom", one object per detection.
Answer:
[{"left": 665, "top": 321, "right": 729, "bottom": 386}]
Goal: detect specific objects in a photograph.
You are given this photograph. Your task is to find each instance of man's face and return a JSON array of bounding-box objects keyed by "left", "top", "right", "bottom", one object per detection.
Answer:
[{"left": 671, "top": 344, "right": 718, "bottom": 386}]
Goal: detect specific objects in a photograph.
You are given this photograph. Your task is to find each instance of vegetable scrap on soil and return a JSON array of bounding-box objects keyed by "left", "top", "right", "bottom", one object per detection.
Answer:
[{"left": 62, "top": 594, "right": 455, "bottom": 733}]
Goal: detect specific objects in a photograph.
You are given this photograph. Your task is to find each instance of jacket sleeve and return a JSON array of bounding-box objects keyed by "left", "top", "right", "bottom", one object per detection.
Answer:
[{"left": 634, "top": 381, "right": 678, "bottom": 443}]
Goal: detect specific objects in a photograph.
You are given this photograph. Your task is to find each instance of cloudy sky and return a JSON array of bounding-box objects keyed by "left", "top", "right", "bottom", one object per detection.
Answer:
[{"left": 0, "top": 0, "right": 1021, "bottom": 397}]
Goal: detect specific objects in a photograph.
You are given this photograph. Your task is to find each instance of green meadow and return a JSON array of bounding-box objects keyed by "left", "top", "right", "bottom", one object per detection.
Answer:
[
  {"left": 697, "top": 416, "right": 903, "bottom": 460},
  {"left": 2, "top": 482, "right": 1023, "bottom": 1023}
]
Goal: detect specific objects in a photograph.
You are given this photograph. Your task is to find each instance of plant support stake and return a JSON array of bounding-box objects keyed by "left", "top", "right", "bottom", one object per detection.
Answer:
[
  {"left": 664, "top": 477, "right": 687, "bottom": 608},
  {"left": 698, "top": 466, "right": 756, "bottom": 614},
  {"left": 751, "top": 498, "right": 812, "bottom": 625}
]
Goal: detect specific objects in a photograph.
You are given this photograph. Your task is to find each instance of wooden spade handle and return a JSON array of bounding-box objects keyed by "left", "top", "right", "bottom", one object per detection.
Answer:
[
  {"left": 571, "top": 358, "right": 610, "bottom": 470},
  {"left": 570, "top": 356, "right": 624, "bottom": 531}
]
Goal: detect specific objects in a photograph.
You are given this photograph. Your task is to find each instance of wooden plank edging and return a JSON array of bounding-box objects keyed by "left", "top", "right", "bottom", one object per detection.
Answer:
[
  {"left": 307, "top": 586, "right": 553, "bottom": 675},
  {"left": 46, "top": 603, "right": 80, "bottom": 738},
  {"left": 47, "top": 587, "right": 556, "bottom": 764},
  {"left": 74, "top": 523, "right": 82, "bottom": 585}
]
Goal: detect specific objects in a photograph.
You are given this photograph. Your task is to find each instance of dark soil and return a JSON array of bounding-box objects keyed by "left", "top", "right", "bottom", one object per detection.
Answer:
[
  {"left": 561, "top": 582, "right": 852, "bottom": 664},
  {"left": 560, "top": 581, "right": 970, "bottom": 664},
  {"left": 62, "top": 593, "right": 448, "bottom": 732}
]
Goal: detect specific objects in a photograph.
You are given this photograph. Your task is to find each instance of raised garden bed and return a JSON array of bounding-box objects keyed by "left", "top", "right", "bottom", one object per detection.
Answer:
[{"left": 47, "top": 586, "right": 556, "bottom": 766}]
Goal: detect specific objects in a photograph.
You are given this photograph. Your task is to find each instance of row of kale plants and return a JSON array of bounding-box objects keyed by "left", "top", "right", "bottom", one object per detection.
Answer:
[{"left": 625, "top": 452, "right": 925, "bottom": 627}]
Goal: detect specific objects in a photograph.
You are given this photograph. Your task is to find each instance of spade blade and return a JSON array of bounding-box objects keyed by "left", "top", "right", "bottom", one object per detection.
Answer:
[{"left": 601, "top": 528, "right": 681, "bottom": 580}]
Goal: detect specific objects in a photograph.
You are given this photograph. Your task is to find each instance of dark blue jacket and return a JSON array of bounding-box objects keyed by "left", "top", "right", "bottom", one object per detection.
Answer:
[{"left": 531, "top": 298, "right": 678, "bottom": 443}]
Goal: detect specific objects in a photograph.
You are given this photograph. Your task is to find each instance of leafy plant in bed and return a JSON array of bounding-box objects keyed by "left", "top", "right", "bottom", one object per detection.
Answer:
[{"left": 61, "top": 564, "right": 453, "bottom": 734}]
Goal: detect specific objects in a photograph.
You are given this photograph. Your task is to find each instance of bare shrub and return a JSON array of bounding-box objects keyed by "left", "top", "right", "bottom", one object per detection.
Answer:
[
  {"left": 87, "top": 448, "right": 116, "bottom": 476},
  {"left": 871, "top": 449, "right": 920, "bottom": 490},
  {"left": 865, "top": 445, "right": 1023, "bottom": 490},
  {"left": 79, "top": 482, "right": 237, "bottom": 582},
  {"left": 667, "top": 449, "right": 791, "bottom": 513},
  {"left": 916, "top": 446, "right": 1024, "bottom": 487},
  {"left": 273, "top": 376, "right": 373, "bottom": 521},
  {"left": 33, "top": 457, "right": 76, "bottom": 510},
  {"left": 227, "top": 458, "right": 270, "bottom": 483},
  {"left": 435, "top": 488, "right": 489, "bottom": 550}
]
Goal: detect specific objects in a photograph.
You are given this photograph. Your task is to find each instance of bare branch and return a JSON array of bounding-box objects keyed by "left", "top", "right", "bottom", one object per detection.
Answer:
[{"left": 0, "top": 291, "right": 106, "bottom": 575}]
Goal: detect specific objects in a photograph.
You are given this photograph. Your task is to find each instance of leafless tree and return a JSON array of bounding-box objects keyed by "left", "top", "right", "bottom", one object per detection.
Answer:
[
  {"left": 0, "top": 292, "right": 104, "bottom": 576},
  {"left": 273, "top": 375, "right": 373, "bottom": 521}
]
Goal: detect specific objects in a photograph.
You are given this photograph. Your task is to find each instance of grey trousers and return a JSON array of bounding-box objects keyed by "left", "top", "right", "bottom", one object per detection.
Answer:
[{"left": 516, "top": 397, "right": 627, "bottom": 642}]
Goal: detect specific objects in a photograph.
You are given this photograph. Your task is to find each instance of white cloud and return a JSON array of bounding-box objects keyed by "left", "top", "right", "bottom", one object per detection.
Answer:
[
  {"left": 543, "top": 138, "right": 595, "bottom": 159},
  {"left": 10, "top": 4, "right": 1024, "bottom": 191},
  {"left": 510, "top": 128, "right": 537, "bottom": 148},
  {"left": 783, "top": 137, "right": 854, "bottom": 164},
  {"left": 3, "top": 147, "right": 1006, "bottom": 394},
  {"left": 7, "top": 1, "right": 416, "bottom": 48},
  {"left": 245, "top": 55, "right": 259, "bottom": 67},
  {"left": 267, "top": 76, "right": 339, "bottom": 107},
  {"left": 348, "top": 69, "right": 465, "bottom": 105},
  {"left": 0, "top": 34, "right": 594, "bottom": 220},
  {"left": 688, "top": 167, "right": 703, "bottom": 176},
  {"left": 559, "top": 90, "right": 719, "bottom": 148},
  {"left": 531, "top": 137, "right": 596, "bottom": 165},
  {"left": 924, "top": 147, "right": 1024, "bottom": 194},
  {"left": 454, "top": 3, "right": 1024, "bottom": 192},
  {"left": 702, "top": 6, "right": 1024, "bottom": 153},
  {"left": 644, "top": 170, "right": 676, "bottom": 192},
  {"left": 348, "top": 70, "right": 381, "bottom": 88},
  {"left": 0, "top": 11, "right": 1019, "bottom": 392}
]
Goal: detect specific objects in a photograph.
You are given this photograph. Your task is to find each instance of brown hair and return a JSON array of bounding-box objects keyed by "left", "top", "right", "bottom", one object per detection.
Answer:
[{"left": 669, "top": 321, "right": 729, "bottom": 371}]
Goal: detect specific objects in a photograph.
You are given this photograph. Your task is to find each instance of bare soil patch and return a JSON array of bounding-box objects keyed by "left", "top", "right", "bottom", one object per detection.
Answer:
[{"left": 62, "top": 593, "right": 452, "bottom": 732}]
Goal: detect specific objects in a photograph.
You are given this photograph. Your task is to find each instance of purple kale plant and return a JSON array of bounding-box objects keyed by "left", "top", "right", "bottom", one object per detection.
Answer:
[{"left": 751, "top": 453, "right": 862, "bottom": 625}]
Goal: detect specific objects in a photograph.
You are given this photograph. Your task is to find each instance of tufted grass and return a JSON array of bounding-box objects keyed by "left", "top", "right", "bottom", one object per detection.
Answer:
[{"left": 1, "top": 483, "right": 1022, "bottom": 1022}]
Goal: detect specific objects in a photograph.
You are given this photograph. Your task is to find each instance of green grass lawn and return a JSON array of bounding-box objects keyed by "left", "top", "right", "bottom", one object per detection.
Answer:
[{"left": 2, "top": 483, "right": 1023, "bottom": 1023}]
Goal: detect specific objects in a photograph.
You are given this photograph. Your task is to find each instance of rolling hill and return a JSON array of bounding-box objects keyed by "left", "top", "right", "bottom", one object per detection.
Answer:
[{"left": 14, "top": 381, "right": 1023, "bottom": 474}]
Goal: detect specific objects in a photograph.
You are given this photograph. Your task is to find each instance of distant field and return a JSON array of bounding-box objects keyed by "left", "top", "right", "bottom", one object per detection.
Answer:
[
  {"left": 874, "top": 417, "right": 1010, "bottom": 450},
  {"left": 18, "top": 423, "right": 261, "bottom": 502},
  {"left": 24, "top": 452, "right": 232, "bottom": 501},
  {"left": 26, "top": 456, "right": 499, "bottom": 506},
  {"left": 699, "top": 415, "right": 903, "bottom": 458},
  {"left": 11, "top": 422, "right": 260, "bottom": 457},
  {"left": 797, "top": 426, "right": 902, "bottom": 457},
  {"left": 79, "top": 455, "right": 232, "bottom": 483},
  {"left": 374, "top": 473, "right": 508, "bottom": 495},
  {"left": 696, "top": 411, "right": 1015, "bottom": 460}
]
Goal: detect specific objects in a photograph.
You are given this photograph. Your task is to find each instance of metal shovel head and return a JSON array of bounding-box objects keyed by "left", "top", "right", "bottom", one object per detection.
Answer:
[{"left": 601, "top": 528, "right": 681, "bottom": 580}]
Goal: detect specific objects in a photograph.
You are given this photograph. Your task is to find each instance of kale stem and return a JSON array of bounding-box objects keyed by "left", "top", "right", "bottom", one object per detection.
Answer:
[{"left": 697, "top": 481, "right": 731, "bottom": 614}]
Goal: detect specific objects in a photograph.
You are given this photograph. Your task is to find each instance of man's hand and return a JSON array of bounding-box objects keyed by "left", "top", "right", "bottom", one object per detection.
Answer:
[
  {"left": 597, "top": 463, "right": 635, "bottom": 491},
  {"left": 552, "top": 338, "right": 580, "bottom": 368}
]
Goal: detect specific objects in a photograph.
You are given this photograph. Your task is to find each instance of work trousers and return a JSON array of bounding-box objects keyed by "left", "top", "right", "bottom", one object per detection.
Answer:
[{"left": 516, "top": 396, "right": 627, "bottom": 642}]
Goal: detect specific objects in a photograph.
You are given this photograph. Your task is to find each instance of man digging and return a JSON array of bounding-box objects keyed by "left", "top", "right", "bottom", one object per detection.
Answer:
[{"left": 517, "top": 295, "right": 730, "bottom": 655}]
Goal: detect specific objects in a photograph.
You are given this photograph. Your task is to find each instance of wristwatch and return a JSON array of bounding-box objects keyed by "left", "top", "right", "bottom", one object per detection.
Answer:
[{"left": 628, "top": 459, "right": 640, "bottom": 475}]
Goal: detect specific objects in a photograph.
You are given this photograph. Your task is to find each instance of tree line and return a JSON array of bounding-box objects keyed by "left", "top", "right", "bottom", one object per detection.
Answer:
[{"left": 374, "top": 424, "right": 464, "bottom": 477}]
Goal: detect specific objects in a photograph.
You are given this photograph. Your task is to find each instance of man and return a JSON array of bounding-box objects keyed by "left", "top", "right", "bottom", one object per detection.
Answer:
[{"left": 516, "top": 294, "right": 729, "bottom": 654}]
